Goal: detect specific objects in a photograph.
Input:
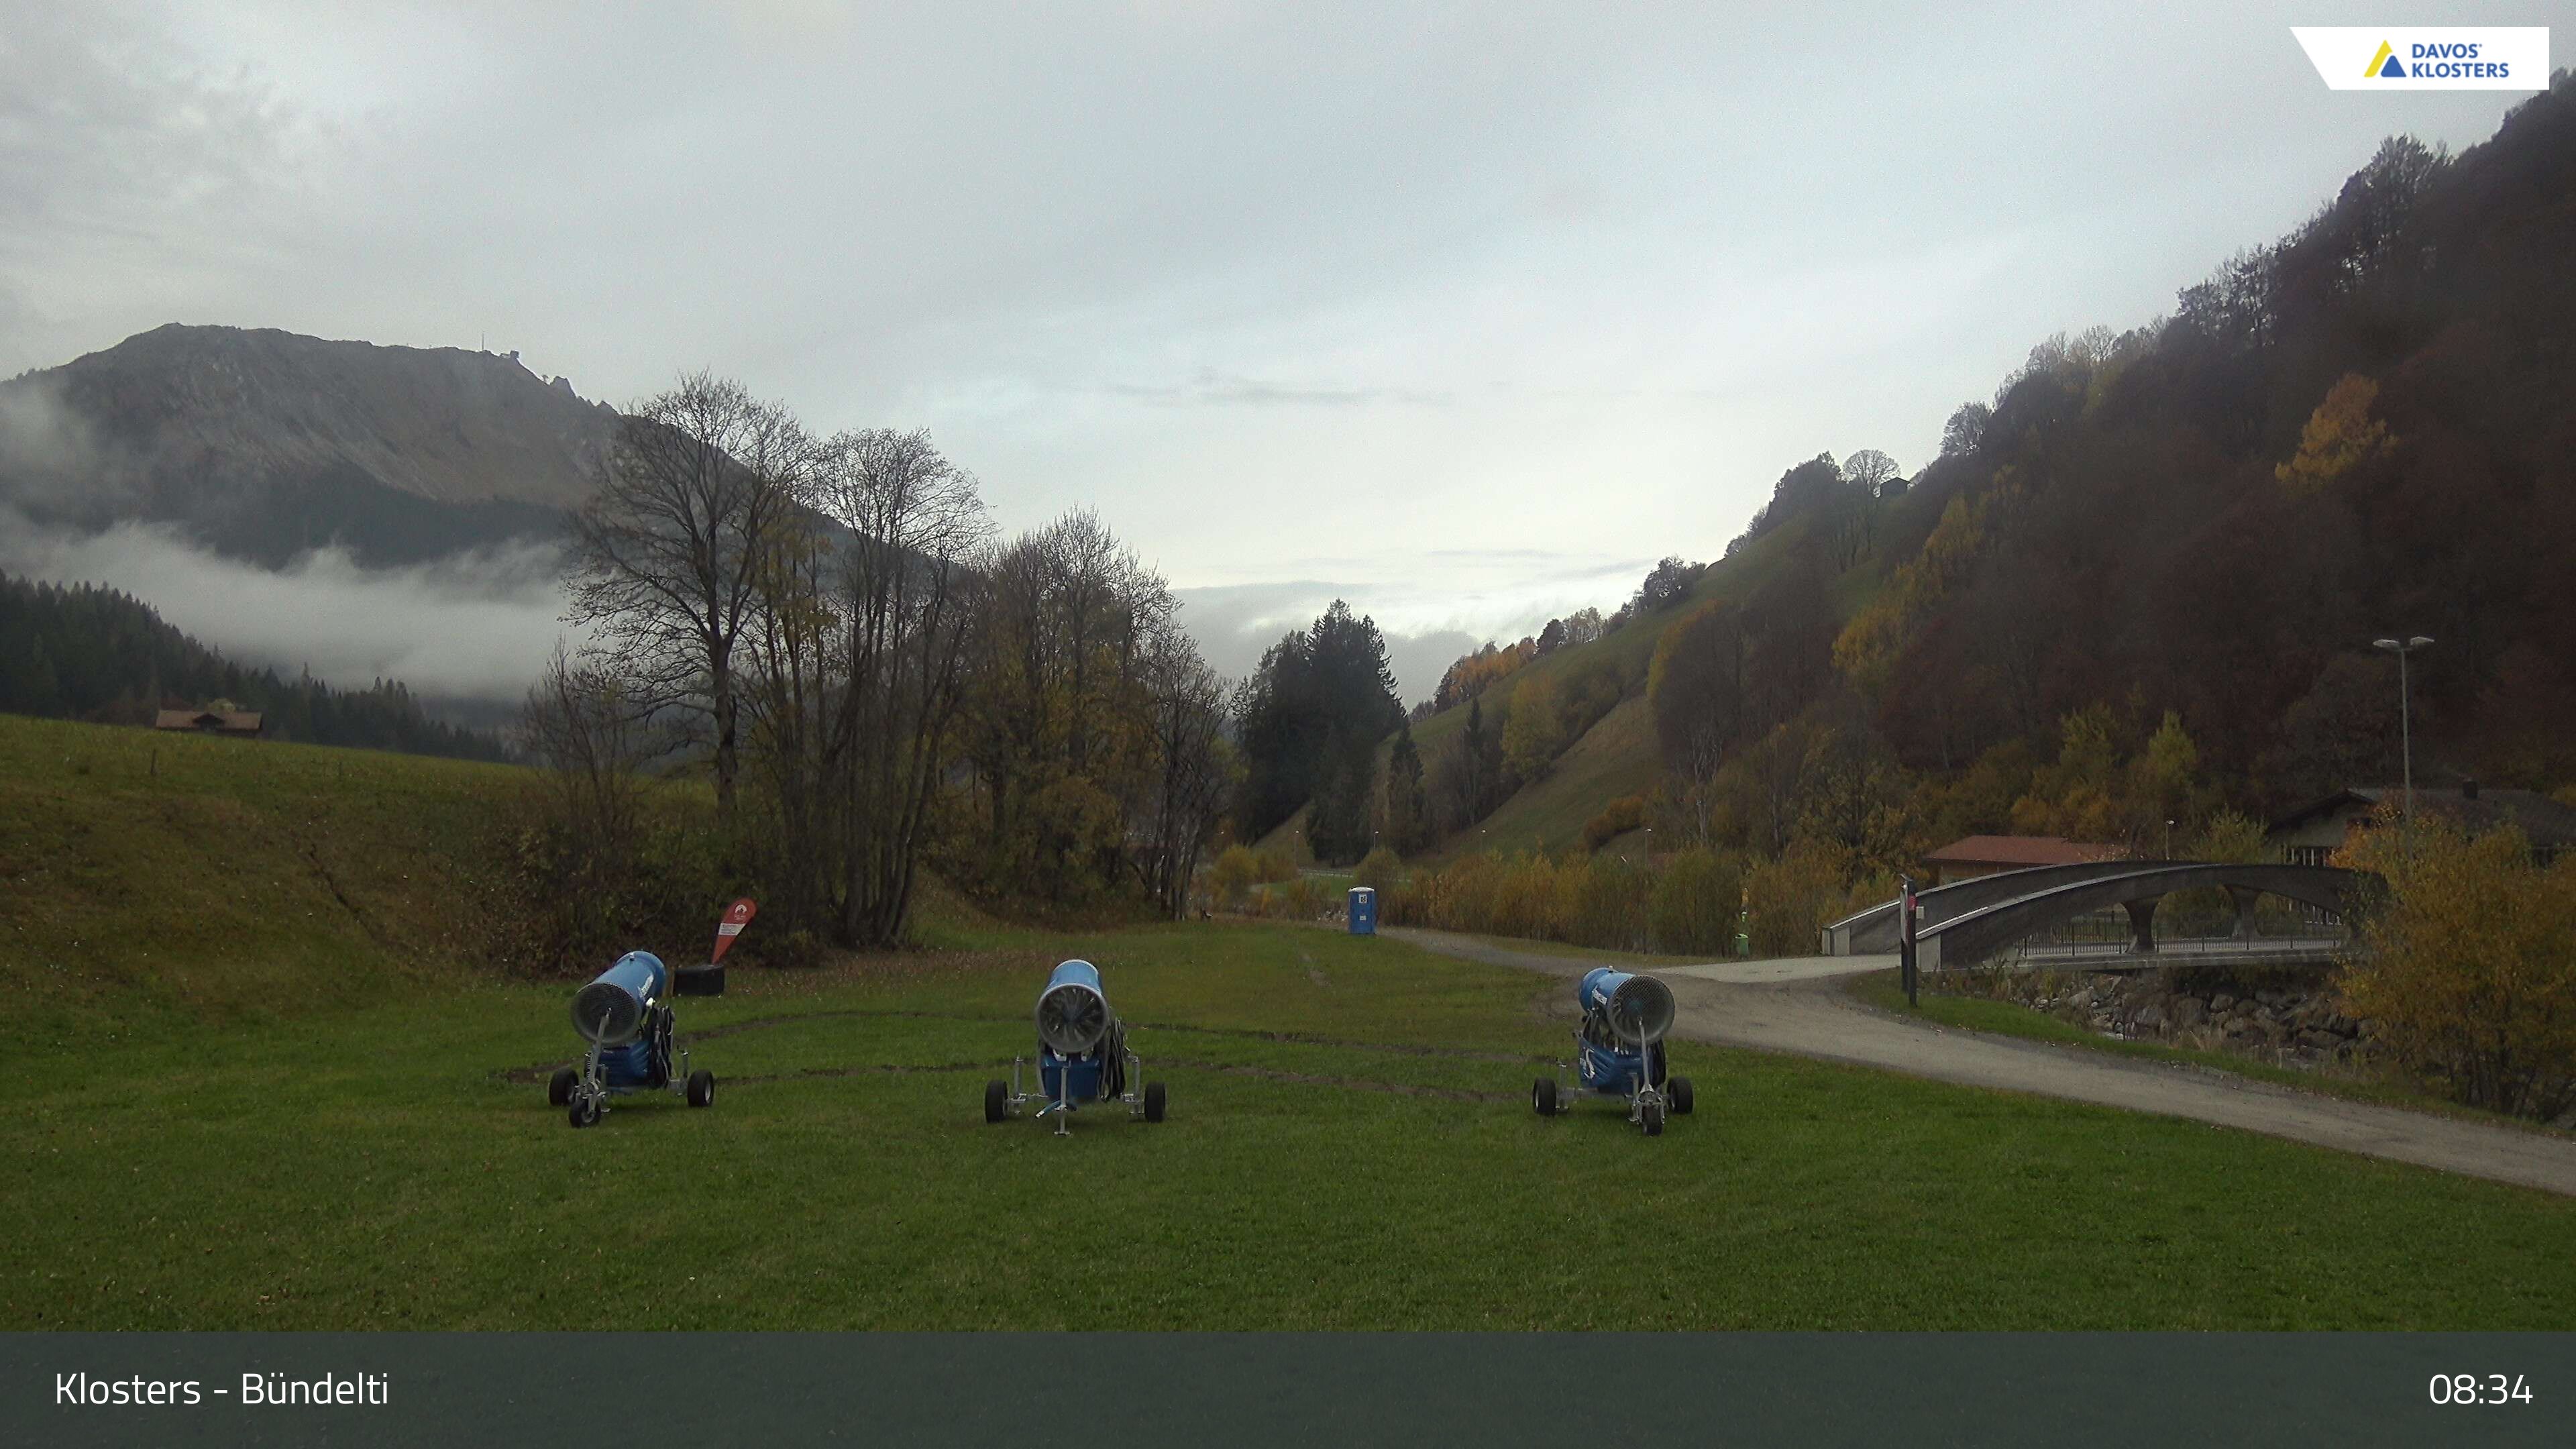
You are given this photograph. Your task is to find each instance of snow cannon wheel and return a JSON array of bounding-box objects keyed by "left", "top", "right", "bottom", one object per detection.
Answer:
[
  {"left": 984, "top": 1079, "right": 1008, "bottom": 1124},
  {"left": 686, "top": 1071, "right": 716, "bottom": 1108},
  {"left": 568, "top": 1093, "right": 601, "bottom": 1128},
  {"left": 1532, "top": 1078, "right": 1558, "bottom": 1117},
  {"left": 547, "top": 1067, "right": 577, "bottom": 1107},
  {"left": 1669, "top": 1076, "right": 1695, "bottom": 1115},
  {"left": 1640, "top": 1099, "right": 1665, "bottom": 1137},
  {"left": 1142, "top": 1082, "right": 1167, "bottom": 1123}
]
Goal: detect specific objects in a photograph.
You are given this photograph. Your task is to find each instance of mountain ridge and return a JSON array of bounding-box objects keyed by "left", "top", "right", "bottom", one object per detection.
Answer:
[{"left": 1, "top": 323, "right": 616, "bottom": 566}]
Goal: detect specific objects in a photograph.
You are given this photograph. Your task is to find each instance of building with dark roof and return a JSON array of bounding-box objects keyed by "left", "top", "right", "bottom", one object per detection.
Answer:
[
  {"left": 2267, "top": 782, "right": 2576, "bottom": 867},
  {"left": 153, "top": 708, "right": 264, "bottom": 738}
]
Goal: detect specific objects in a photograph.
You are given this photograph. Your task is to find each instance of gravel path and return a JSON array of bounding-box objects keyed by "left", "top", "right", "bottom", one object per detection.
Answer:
[{"left": 1384, "top": 926, "right": 2576, "bottom": 1197}]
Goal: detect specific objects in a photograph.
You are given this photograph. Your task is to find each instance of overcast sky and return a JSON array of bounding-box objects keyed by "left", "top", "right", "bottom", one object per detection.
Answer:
[{"left": 0, "top": 1, "right": 2553, "bottom": 701}]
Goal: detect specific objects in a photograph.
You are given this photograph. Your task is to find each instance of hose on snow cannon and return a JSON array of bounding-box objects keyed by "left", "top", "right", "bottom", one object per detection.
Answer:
[
  {"left": 986, "top": 959, "right": 1166, "bottom": 1134},
  {"left": 1532, "top": 967, "right": 1693, "bottom": 1136}
]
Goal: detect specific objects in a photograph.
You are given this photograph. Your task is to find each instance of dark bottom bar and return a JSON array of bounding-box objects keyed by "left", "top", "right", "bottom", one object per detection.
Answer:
[{"left": 5, "top": 1332, "right": 2568, "bottom": 1448}]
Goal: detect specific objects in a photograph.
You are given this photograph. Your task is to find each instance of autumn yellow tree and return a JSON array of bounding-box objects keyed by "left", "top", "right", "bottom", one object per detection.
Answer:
[
  {"left": 1501, "top": 673, "right": 1567, "bottom": 783},
  {"left": 2335, "top": 812, "right": 2576, "bottom": 1118},
  {"left": 2276, "top": 374, "right": 2396, "bottom": 492},
  {"left": 1650, "top": 847, "right": 1743, "bottom": 955},
  {"left": 2007, "top": 704, "right": 2124, "bottom": 842},
  {"left": 1744, "top": 837, "right": 1854, "bottom": 955},
  {"left": 1833, "top": 472, "right": 2023, "bottom": 694}
]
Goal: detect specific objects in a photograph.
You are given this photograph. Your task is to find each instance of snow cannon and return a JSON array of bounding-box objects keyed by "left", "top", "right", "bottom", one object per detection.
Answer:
[
  {"left": 546, "top": 898, "right": 753, "bottom": 1127},
  {"left": 984, "top": 959, "right": 1167, "bottom": 1135},
  {"left": 1531, "top": 967, "right": 1694, "bottom": 1136}
]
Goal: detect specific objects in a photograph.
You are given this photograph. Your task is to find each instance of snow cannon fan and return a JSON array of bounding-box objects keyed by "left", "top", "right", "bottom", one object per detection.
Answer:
[
  {"left": 984, "top": 959, "right": 1167, "bottom": 1136},
  {"left": 1529, "top": 967, "right": 1694, "bottom": 1136},
  {"left": 545, "top": 898, "right": 754, "bottom": 1127}
]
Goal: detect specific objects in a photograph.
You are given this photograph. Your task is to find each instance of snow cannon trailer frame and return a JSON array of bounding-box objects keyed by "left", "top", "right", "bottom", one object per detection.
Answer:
[{"left": 983, "top": 959, "right": 1168, "bottom": 1136}]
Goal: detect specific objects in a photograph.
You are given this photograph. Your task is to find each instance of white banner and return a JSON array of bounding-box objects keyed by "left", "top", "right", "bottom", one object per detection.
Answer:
[{"left": 2292, "top": 27, "right": 2549, "bottom": 89}]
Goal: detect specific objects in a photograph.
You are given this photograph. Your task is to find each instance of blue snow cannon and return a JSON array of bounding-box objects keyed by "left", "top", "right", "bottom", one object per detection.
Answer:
[
  {"left": 548, "top": 942, "right": 726, "bottom": 1128},
  {"left": 1531, "top": 967, "right": 1694, "bottom": 1136},
  {"left": 984, "top": 959, "right": 1167, "bottom": 1135},
  {"left": 547, "top": 899, "right": 747, "bottom": 1126}
]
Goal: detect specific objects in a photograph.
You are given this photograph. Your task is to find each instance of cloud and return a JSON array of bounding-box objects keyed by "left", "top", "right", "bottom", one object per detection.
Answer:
[
  {"left": 0, "top": 513, "right": 571, "bottom": 705},
  {"left": 0, "top": 377, "right": 103, "bottom": 493},
  {"left": 1104, "top": 368, "right": 1454, "bottom": 409},
  {"left": 1172, "top": 552, "right": 1646, "bottom": 706}
]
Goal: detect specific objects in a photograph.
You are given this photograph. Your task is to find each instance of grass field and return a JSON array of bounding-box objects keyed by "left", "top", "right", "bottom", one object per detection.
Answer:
[
  {"left": 9, "top": 714, "right": 2576, "bottom": 1331},
  {"left": 12, "top": 917, "right": 2576, "bottom": 1330}
]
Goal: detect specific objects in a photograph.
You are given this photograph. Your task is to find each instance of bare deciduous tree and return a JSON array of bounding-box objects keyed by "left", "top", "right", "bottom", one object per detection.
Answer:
[
  {"left": 810, "top": 427, "right": 991, "bottom": 947},
  {"left": 568, "top": 372, "right": 813, "bottom": 826},
  {"left": 517, "top": 642, "right": 654, "bottom": 858},
  {"left": 1136, "top": 622, "right": 1237, "bottom": 917}
]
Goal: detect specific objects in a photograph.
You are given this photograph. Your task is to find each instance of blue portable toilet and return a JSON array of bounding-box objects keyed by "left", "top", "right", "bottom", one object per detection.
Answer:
[{"left": 1348, "top": 886, "right": 1377, "bottom": 936}]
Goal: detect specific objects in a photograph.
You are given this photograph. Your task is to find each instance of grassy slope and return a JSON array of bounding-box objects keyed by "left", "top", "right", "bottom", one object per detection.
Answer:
[
  {"left": 1399, "top": 513, "right": 1886, "bottom": 864},
  {"left": 0, "top": 714, "right": 527, "bottom": 1047},
  {"left": 11, "top": 712, "right": 2574, "bottom": 1331}
]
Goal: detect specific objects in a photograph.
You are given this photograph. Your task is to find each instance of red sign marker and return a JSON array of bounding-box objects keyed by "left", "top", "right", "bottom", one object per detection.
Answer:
[{"left": 711, "top": 898, "right": 759, "bottom": 963}]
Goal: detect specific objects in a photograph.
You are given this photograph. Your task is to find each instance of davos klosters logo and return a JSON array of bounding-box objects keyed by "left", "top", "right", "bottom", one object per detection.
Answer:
[
  {"left": 2293, "top": 28, "right": 2548, "bottom": 90},
  {"left": 2364, "top": 38, "right": 2504, "bottom": 80}
]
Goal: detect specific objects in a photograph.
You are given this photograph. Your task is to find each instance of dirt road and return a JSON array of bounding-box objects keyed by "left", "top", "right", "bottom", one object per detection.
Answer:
[{"left": 1383, "top": 926, "right": 2576, "bottom": 1197}]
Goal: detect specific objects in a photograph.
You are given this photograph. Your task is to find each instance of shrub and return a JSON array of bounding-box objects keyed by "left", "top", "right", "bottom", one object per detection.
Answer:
[
  {"left": 1209, "top": 845, "right": 1260, "bottom": 910},
  {"left": 1582, "top": 794, "right": 1648, "bottom": 851},
  {"left": 2337, "top": 814, "right": 2576, "bottom": 1119},
  {"left": 1352, "top": 846, "right": 1402, "bottom": 892},
  {"left": 1272, "top": 875, "right": 1322, "bottom": 919},
  {"left": 755, "top": 928, "right": 826, "bottom": 970},
  {"left": 1566, "top": 853, "right": 1652, "bottom": 950},
  {"left": 1649, "top": 847, "right": 1741, "bottom": 955},
  {"left": 494, "top": 791, "right": 735, "bottom": 975},
  {"left": 1390, "top": 851, "right": 1503, "bottom": 933},
  {"left": 1490, "top": 853, "right": 1564, "bottom": 941},
  {"left": 1745, "top": 838, "right": 1853, "bottom": 957}
]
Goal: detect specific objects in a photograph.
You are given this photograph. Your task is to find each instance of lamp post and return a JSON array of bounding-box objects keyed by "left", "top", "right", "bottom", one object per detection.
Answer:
[{"left": 2371, "top": 636, "right": 2434, "bottom": 820}]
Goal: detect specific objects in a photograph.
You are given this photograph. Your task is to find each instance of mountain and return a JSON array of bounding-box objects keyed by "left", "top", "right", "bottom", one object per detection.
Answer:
[
  {"left": 0, "top": 325, "right": 616, "bottom": 567},
  {"left": 1336, "top": 73, "right": 2576, "bottom": 867}
]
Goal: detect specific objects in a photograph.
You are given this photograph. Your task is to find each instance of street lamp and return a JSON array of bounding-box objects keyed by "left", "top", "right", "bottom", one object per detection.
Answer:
[{"left": 2372, "top": 636, "right": 2434, "bottom": 820}]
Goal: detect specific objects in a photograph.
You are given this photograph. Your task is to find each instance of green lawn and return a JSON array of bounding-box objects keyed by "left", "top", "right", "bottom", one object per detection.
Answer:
[{"left": 9, "top": 920, "right": 2575, "bottom": 1330}]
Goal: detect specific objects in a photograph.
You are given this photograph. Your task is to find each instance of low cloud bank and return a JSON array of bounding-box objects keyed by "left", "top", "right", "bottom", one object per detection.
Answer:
[
  {"left": 1, "top": 511, "right": 1644, "bottom": 721},
  {"left": 0, "top": 513, "right": 574, "bottom": 706},
  {"left": 1173, "top": 551, "right": 1646, "bottom": 707}
]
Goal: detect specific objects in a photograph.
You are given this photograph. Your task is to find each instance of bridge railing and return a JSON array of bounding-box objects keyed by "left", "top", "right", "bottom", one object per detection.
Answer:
[{"left": 1907, "top": 863, "right": 2376, "bottom": 974}]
